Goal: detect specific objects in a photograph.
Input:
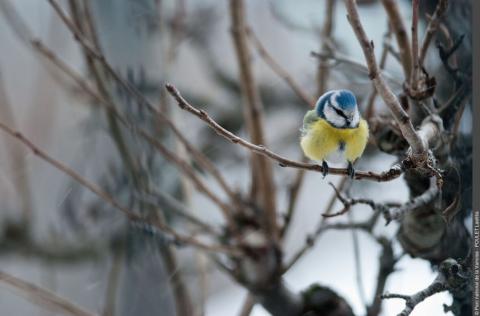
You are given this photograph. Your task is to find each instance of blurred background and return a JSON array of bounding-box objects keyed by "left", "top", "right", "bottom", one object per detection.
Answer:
[{"left": 0, "top": 0, "right": 472, "bottom": 315}]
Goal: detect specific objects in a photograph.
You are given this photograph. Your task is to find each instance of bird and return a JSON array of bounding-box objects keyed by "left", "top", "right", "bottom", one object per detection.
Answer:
[{"left": 300, "top": 90, "right": 369, "bottom": 178}]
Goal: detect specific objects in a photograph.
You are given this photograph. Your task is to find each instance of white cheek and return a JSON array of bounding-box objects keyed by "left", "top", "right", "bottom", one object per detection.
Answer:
[
  {"left": 324, "top": 106, "right": 345, "bottom": 127},
  {"left": 351, "top": 108, "right": 360, "bottom": 127}
]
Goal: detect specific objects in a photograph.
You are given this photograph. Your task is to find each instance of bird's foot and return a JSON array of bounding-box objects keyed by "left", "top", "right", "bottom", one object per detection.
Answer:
[
  {"left": 347, "top": 161, "right": 355, "bottom": 179},
  {"left": 322, "top": 161, "right": 329, "bottom": 178}
]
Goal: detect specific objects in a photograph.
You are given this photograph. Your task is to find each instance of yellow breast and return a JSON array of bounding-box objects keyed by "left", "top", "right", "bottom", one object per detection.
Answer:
[{"left": 300, "top": 118, "right": 369, "bottom": 163}]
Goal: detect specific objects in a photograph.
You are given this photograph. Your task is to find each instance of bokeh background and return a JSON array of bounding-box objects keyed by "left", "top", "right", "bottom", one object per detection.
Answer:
[{"left": 0, "top": 0, "right": 472, "bottom": 315}]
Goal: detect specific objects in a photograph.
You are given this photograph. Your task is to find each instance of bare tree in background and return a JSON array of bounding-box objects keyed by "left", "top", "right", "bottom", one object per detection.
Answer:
[{"left": 0, "top": 0, "right": 472, "bottom": 316}]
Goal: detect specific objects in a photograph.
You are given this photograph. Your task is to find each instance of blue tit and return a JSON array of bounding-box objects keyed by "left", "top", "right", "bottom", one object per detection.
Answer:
[{"left": 300, "top": 90, "right": 369, "bottom": 178}]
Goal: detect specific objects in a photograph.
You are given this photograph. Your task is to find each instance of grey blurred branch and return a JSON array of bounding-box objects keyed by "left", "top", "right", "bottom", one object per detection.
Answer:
[{"left": 0, "top": 271, "right": 96, "bottom": 316}]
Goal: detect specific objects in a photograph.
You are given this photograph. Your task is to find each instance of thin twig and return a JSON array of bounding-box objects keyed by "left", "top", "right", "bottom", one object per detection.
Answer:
[
  {"left": 138, "top": 189, "right": 220, "bottom": 236},
  {"left": 0, "top": 121, "right": 238, "bottom": 255},
  {"left": 410, "top": 0, "right": 420, "bottom": 90},
  {"left": 380, "top": 0, "right": 412, "bottom": 80},
  {"left": 230, "top": 0, "right": 278, "bottom": 239},
  {"left": 166, "top": 84, "right": 406, "bottom": 182},
  {"left": 345, "top": 0, "right": 428, "bottom": 162},
  {"left": 280, "top": 0, "right": 337, "bottom": 241},
  {"left": 30, "top": 40, "right": 235, "bottom": 223},
  {"left": 365, "top": 26, "right": 392, "bottom": 120},
  {"left": 0, "top": 271, "right": 96, "bottom": 316},
  {"left": 0, "top": 71, "right": 33, "bottom": 223},
  {"left": 437, "top": 22, "right": 458, "bottom": 70},
  {"left": 321, "top": 184, "right": 382, "bottom": 219},
  {"left": 419, "top": 0, "right": 448, "bottom": 66},
  {"left": 318, "top": 175, "right": 440, "bottom": 226},
  {"left": 237, "top": 294, "right": 255, "bottom": 316},
  {"left": 349, "top": 211, "right": 368, "bottom": 307},
  {"left": 45, "top": 0, "right": 239, "bottom": 207},
  {"left": 281, "top": 163, "right": 306, "bottom": 239},
  {"left": 102, "top": 248, "right": 123, "bottom": 316},
  {"left": 382, "top": 257, "right": 470, "bottom": 316},
  {"left": 366, "top": 238, "right": 397, "bottom": 316},
  {"left": 310, "top": 50, "right": 402, "bottom": 86},
  {"left": 384, "top": 176, "right": 439, "bottom": 223},
  {"left": 381, "top": 276, "right": 446, "bottom": 316},
  {"left": 246, "top": 28, "right": 314, "bottom": 107},
  {"left": 316, "top": 0, "right": 336, "bottom": 97},
  {"left": 268, "top": 2, "right": 315, "bottom": 34},
  {"left": 282, "top": 177, "right": 350, "bottom": 271}
]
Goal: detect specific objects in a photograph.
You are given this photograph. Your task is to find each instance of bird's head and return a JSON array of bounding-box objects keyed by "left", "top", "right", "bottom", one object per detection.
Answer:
[{"left": 315, "top": 90, "right": 360, "bottom": 128}]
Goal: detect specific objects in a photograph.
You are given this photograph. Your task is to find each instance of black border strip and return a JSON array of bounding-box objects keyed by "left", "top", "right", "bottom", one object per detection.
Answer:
[{"left": 473, "top": 0, "right": 479, "bottom": 315}]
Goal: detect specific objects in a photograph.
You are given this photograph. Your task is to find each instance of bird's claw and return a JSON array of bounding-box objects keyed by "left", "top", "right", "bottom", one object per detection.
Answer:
[
  {"left": 322, "top": 161, "right": 329, "bottom": 178},
  {"left": 347, "top": 161, "right": 355, "bottom": 179}
]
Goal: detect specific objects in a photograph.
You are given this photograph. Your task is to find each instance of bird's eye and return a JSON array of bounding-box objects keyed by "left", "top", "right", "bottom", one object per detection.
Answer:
[{"left": 334, "top": 108, "right": 343, "bottom": 116}]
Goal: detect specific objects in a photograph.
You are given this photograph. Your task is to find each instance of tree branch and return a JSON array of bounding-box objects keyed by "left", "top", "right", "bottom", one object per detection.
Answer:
[
  {"left": 29, "top": 39, "right": 237, "bottom": 224},
  {"left": 310, "top": 50, "right": 402, "bottom": 86},
  {"left": 345, "top": 0, "right": 428, "bottom": 163},
  {"left": 365, "top": 26, "right": 393, "bottom": 120},
  {"left": 384, "top": 176, "right": 439, "bottom": 223},
  {"left": 230, "top": 0, "right": 278, "bottom": 240},
  {"left": 380, "top": 0, "right": 413, "bottom": 80},
  {"left": 410, "top": 0, "right": 420, "bottom": 90},
  {"left": 166, "top": 84, "right": 406, "bottom": 182},
  {"left": 316, "top": 0, "right": 337, "bottom": 96},
  {"left": 367, "top": 237, "right": 397, "bottom": 316},
  {"left": 0, "top": 271, "right": 96, "bottom": 316},
  {"left": 0, "top": 121, "right": 237, "bottom": 255},
  {"left": 44, "top": 0, "right": 239, "bottom": 208},
  {"left": 419, "top": 0, "right": 448, "bottom": 65},
  {"left": 381, "top": 272, "right": 448, "bottom": 316},
  {"left": 246, "top": 28, "right": 314, "bottom": 107}
]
